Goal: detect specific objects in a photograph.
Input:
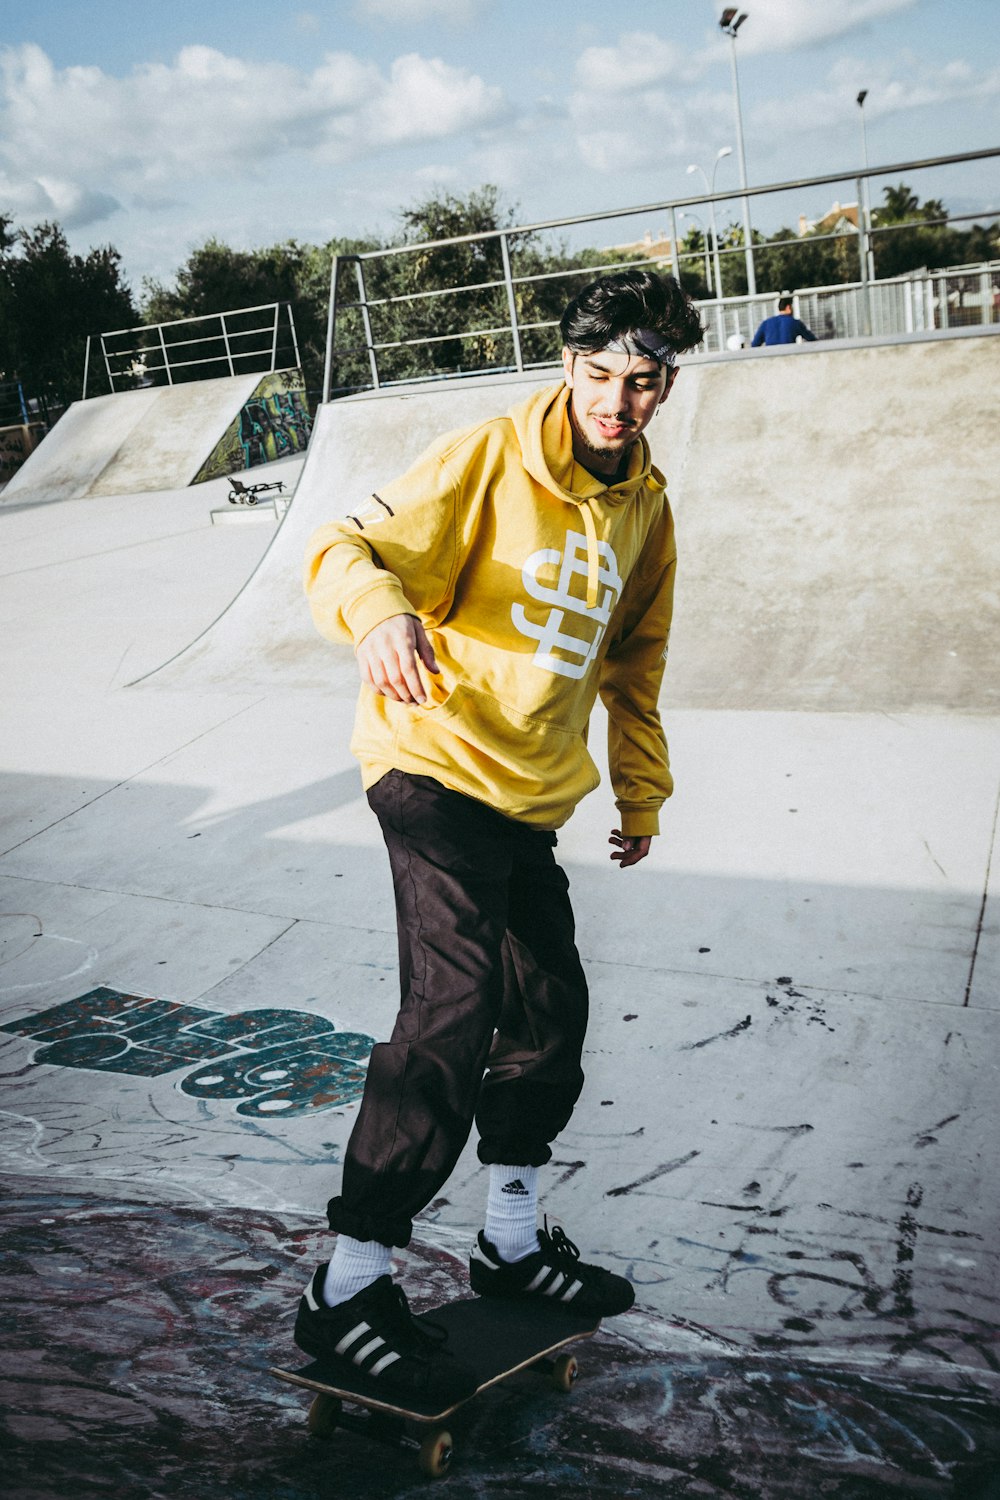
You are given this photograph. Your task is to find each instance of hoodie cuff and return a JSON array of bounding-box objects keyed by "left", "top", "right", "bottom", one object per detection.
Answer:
[
  {"left": 344, "top": 578, "right": 417, "bottom": 645},
  {"left": 617, "top": 806, "right": 661, "bottom": 838}
]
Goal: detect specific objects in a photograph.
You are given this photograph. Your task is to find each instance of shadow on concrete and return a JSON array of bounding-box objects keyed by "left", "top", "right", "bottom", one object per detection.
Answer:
[{"left": 1, "top": 763, "right": 998, "bottom": 1497}]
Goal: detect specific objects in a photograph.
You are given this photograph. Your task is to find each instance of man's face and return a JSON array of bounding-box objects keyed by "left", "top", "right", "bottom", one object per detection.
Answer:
[{"left": 561, "top": 347, "right": 676, "bottom": 475}]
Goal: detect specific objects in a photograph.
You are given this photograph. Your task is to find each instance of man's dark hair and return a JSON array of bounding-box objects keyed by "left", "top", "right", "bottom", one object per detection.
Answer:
[
  {"left": 560, "top": 268, "right": 704, "bottom": 357},
  {"left": 777, "top": 295, "right": 794, "bottom": 312}
]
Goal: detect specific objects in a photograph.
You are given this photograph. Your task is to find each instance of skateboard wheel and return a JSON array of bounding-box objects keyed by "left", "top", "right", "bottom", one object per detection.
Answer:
[
  {"left": 307, "top": 1392, "right": 342, "bottom": 1439},
  {"left": 551, "top": 1354, "right": 579, "bottom": 1392},
  {"left": 418, "top": 1428, "right": 453, "bottom": 1479}
]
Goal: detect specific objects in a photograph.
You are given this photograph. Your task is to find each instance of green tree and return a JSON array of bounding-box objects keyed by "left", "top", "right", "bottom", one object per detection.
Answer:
[
  {"left": 673, "top": 224, "right": 713, "bottom": 300},
  {"left": 353, "top": 186, "right": 517, "bottom": 384},
  {"left": 345, "top": 184, "right": 634, "bottom": 386},
  {"left": 753, "top": 224, "right": 845, "bottom": 296},
  {"left": 0, "top": 220, "right": 136, "bottom": 412},
  {"left": 871, "top": 181, "right": 966, "bottom": 277},
  {"left": 142, "top": 236, "right": 351, "bottom": 405}
]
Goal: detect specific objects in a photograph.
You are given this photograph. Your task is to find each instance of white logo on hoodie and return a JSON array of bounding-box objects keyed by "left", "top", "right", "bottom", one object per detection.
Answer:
[{"left": 511, "top": 530, "right": 623, "bottom": 679}]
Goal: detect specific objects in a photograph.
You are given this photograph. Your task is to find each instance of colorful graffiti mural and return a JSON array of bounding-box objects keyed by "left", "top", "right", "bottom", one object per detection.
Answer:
[
  {"left": 1, "top": 986, "right": 373, "bottom": 1118},
  {"left": 193, "top": 369, "right": 311, "bottom": 483}
]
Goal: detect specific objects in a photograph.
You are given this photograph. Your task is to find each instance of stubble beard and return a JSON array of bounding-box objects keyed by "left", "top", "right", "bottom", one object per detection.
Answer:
[{"left": 570, "top": 406, "right": 637, "bottom": 471}]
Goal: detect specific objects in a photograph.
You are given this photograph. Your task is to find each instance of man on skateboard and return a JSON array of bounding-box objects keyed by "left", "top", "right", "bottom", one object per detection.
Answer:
[{"left": 299, "top": 268, "right": 704, "bottom": 1405}]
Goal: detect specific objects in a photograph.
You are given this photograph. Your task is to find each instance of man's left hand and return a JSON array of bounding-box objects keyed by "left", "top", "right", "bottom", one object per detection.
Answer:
[{"left": 609, "top": 829, "right": 653, "bottom": 868}]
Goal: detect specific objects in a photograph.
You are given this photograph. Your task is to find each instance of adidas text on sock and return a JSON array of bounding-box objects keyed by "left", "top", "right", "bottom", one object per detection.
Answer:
[{"left": 485, "top": 1164, "right": 540, "bottom": 1263}]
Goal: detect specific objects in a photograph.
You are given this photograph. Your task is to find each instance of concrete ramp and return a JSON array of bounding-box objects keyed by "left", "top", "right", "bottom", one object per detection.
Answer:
[
  {"left": 148, "top": 329, "right": 1000, "bottom": 713},
  {"left": 663, "top": 330, "right": 999, "bottom": 711},
  {"left": 2, "top": 373, "right": 274, "bottom": 507}
]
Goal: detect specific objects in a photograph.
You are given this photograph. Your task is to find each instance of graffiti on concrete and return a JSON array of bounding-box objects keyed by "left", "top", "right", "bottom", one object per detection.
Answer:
[
  {"left": 193, "top": 369, "right": 311, "bottom": 483},
  {"left": 0, "top": 422, "right": 45, "bottom": 481},
  {"left": 2, "top": 1191, "right": 998, "bottom": 1498},
  {"left": 1, "top": 986, "right": 373, "bottom": 1118}
]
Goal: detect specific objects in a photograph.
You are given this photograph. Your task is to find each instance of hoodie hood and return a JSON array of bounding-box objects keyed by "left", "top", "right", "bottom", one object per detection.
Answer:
[{"left": 509, "top": 382, "right": 666, "bottom": 608}]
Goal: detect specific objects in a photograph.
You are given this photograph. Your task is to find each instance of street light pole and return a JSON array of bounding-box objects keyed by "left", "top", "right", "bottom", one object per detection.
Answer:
[
  {"left": 857, "top": 88, "right": 875, "bottom": 278},
  {"left": 719, "top": 9, "right": 757, "bottom": 296},
  {"left": 687, "top": 146, "right": 732, "bottom": 300}
]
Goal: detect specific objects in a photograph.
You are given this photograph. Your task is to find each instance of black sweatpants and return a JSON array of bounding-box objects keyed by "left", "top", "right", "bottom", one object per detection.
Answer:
[{"left": 326, "top": 769, "right": 590, "bottom": 1247}]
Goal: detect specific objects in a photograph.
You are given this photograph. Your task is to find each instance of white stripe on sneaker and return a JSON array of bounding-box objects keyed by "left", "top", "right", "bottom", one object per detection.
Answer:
[
  {"left": 369, "top": 1350, "right": 402, "bottom": 1376},
  {"left": 353, "top": 1335, "right": 385, "bottom": 1366},
  {"left": 334, "top": 1320, "right": 371, "bottom": 1357},
  {"left": 471, "top": 1240, "right": 498, "bottom": 1270},
  {"left": 560, "top": 1279, "right": 583, "bottom": 1302}
]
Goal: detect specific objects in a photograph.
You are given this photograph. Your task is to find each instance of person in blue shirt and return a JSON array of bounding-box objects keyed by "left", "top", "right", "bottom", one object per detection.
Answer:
[{"left": 751, "top": 295, "right": 817, "bottom": 347}]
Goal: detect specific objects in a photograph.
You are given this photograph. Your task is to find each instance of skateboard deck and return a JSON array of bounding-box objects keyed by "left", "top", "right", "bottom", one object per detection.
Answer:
[{"left": 272, "top": 1295, "right": 600, "bottom": 1477}]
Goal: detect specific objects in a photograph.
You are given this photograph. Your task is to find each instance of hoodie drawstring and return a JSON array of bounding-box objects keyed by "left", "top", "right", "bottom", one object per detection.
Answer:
[{"left": 579, "top": 502, "right": 600, "bottom": 611}]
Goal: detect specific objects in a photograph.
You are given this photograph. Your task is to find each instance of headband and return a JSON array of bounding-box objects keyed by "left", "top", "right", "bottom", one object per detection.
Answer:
[{"left": 606, "top": 328, "right": 678, "bottom": 367}]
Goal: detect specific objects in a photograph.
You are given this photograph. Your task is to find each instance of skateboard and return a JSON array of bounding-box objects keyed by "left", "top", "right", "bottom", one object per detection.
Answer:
[{"left": 272, "top": 1295, "right": 600, "bottom": 1478}]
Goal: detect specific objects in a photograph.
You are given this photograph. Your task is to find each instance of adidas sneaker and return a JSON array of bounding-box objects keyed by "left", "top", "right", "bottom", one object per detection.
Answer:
[
  {"left": 469, "top": 1223, "right": 635, "bottom": 1318},
  {"left": 293, "top": 1267, "right": 476, "bottom": 1406}
]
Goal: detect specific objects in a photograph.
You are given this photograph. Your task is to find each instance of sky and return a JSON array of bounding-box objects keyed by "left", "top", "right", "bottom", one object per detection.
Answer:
[{"left": 1, "top": 0, "right": 997, "bottom": 296}]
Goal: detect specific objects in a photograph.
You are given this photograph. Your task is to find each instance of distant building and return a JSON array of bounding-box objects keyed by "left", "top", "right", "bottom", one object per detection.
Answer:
[
  {"left": 605, "top": 229, "right": 675, "bottom": 261},
  {"left": 798, "top": 201, "right": 860, "bottom": 237}
]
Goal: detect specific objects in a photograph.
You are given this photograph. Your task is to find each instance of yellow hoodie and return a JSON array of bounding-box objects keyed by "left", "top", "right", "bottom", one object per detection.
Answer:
[{"left": 304, "top": 382, "right": 675, "bottom": 834}]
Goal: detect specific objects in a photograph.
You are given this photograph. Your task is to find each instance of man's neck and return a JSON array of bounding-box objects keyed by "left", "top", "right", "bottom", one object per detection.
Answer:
[{"left": 577, "top": 450, "right": 631, "bottom": 484}]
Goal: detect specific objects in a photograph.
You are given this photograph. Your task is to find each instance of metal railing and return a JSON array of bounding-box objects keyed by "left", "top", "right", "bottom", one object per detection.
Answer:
[
  {"left": 673, "top": 261, "right": 1000, "bottom": 353},
  {"left": 83, "top": 302, "right": 302, "bottom": 399},
  {"left": 322, "top": 146, "right": 1000, "bottom": 400},
  {"left": 0, "top": 381, "right": 31, "bottom": 426}
]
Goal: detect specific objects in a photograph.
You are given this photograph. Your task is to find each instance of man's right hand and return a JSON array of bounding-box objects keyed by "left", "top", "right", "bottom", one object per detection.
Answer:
[{"left": 355, "top": 614, "right": 440, "bottom": 704}]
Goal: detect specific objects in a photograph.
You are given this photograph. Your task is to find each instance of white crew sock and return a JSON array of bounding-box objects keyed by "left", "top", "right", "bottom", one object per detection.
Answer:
[
  {"left": 320, "top": 1234, "right": 392, "bottom": 1308},
  {"left": 484, "top": 1164, "right": 541, "bottom": 1263}
]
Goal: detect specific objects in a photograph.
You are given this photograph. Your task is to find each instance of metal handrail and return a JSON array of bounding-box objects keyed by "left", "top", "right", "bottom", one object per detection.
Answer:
[
  {"left": 97, "top": 301, "right": 290, "bottom": 339},
  {"left": 322, "top": 146, "right": 1000, "bottom": 400},
  {"left": 86, "top": 301, "right": 302, "bottom": 397},
  {"left": 343, "top": 147, "right": 999, "bottom": 262}
]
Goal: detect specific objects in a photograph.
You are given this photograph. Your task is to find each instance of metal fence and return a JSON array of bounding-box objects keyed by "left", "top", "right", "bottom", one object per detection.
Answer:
[
  {"left": 84, "top": 302, "right": 301, "bottom": 399},
  {"left": 681, "top": 262, "right": 1000, "bottom": 352},
  {"left": 322, "top": 146, "right": 1000, "bottom": 398}
]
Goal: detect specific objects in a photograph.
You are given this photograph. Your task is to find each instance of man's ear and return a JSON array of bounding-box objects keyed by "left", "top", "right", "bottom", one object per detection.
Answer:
[
  {"left": 658, "top": 367, "right": 679, "bottom": 405},
  {"left": 561, "top": 347, "right": 575, "bottom": 386}
]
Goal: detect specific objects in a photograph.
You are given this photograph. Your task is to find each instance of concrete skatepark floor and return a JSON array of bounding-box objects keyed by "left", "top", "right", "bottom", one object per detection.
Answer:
[
  {"left": 4, "top": 1181, "right": 998, "bottom": 1500},
  {"left": 2, "top": 337, "right": 999, "bottom": 1498}
]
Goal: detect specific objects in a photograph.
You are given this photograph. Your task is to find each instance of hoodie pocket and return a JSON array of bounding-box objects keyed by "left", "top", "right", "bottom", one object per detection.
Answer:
[{"left": 414, "top": 680, "right": 601, "bottom": 805}]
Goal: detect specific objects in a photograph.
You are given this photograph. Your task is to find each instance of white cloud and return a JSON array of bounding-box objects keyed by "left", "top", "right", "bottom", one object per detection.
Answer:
[
  {"left": 573, "top": 3, "right": 920, "bottom": 85},
  {"left": 716, "top": 0, "right": 919, "bottom": 54},
  {"left": 0, "top": 167, "right": 121, "bottom": 230},
  {"left": 0, "top": 42, "right": 509, "bottom": 227},
  {"left": 566, "top": 78, "right": 737, "bottom": 179},
  {"left": 378, "top": 54, "right": 509, "bottom": 144},
  {"left": 575, "top": 34, "right": 690, "bottom": 92},
  {"left": 751, "top": 53, "right": 1000, "bottom": 139}
]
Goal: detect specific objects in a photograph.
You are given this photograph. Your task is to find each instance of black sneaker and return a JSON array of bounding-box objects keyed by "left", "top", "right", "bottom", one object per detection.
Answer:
[
  {"left": 469, "top": 1223, "right": 634, "bottom": 1318},
  {"left": 294, "top": 1267, "right": 476, "bottom": 1407}
]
